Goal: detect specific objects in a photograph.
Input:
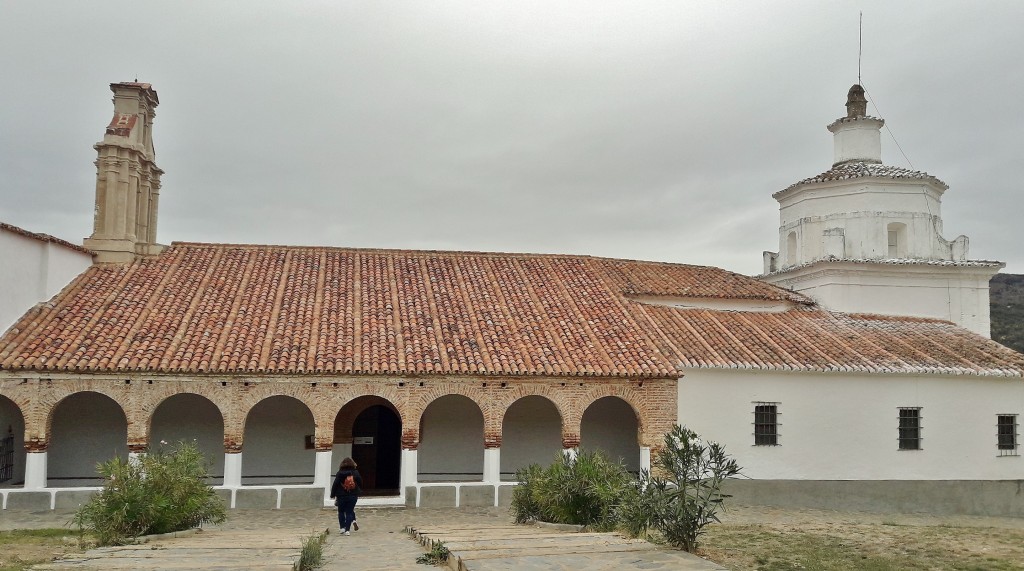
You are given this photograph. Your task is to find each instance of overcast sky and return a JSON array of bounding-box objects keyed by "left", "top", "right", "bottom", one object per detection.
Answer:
[{"left": 1, "top": 1, "right": 1021, "bottom": 276}]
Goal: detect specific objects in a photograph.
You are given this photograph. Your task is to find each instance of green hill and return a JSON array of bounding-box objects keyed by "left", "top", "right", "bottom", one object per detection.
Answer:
[{"left": 991, "top": 273, "right": 1024, "bottom": 354}]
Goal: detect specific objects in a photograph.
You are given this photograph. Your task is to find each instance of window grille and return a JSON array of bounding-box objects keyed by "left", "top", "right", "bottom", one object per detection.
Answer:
[
  {"left": 0, "top": 428, "right": 13, "bottom": 483},
  {"left": 898, "top": 407, "right": 922, "bottom": 450},
  {"left": 997, "top": 414, "right": 1019, "bottom": 456},
  {"left": 753, "top": 402, "right": 780, "bottom": 446}
]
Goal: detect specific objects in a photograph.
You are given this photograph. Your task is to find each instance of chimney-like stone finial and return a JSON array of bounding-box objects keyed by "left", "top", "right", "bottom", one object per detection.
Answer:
[
  {"left": 846, "top": 84, "right": 868, "bottom": 118},
  {"left": 83, "top": 82, "right": 165, "bottom": 263}
]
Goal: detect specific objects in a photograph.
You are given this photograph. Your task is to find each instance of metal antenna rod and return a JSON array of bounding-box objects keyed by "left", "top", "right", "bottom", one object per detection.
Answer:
[{"left": 858, "top": 12, "right": 863, "bottom": 84}]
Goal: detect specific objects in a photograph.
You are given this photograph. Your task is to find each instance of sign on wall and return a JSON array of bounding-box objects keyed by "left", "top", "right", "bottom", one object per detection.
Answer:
[{"left": 353, "top": 436, "right": 374, "bottom": 445}]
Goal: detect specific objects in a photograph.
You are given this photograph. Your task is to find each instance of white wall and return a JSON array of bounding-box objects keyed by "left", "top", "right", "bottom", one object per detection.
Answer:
[
  {"left": 0, "top": 228, "right": 92, "bottom": 334},
  {"left": 49, "top": 392, "right": 128, "bottom": 486},
  {"left": 151, "top": 393, "right": 225, "bottom": 483},
  {"left": 678, "top": 368, "right": 1024, "bottom": 480},
  {"left": 766, "top": 263, "right": 996, "bottom": 337},
  {"left": 500, "top": 395, "right": 562, "bottom": 480},
  {"left": 418, "top": 395, "right": 484, "bottom": 482},
  {"left": 0, "top": 396, "right": 26, "bottom": 486},
  {"left": 241, "top": 396, "right": 315, "bottom": 484},
  {"left": 580, "top": 396, "right": 640, "bottom": 471}
]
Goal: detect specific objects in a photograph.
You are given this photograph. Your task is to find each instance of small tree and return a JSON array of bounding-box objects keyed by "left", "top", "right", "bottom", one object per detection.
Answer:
[
  {"left": 620, "top": 425, "right": 741, "bottom": 552},
  {"left": 73, "top": 440, "right": 226, "bottom": 545}
]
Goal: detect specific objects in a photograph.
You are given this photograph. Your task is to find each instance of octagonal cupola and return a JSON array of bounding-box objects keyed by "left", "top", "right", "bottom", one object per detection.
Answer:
[{"left": 759, "top": 84, "right": 1004, "bottom": 338}]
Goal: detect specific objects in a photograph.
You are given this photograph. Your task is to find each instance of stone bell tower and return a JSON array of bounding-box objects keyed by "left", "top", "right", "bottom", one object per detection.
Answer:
[
  {"left": 83, "top": 82, "right": 164, "bottom": 263},
  {"left": 760, "top": 84, "right": 1003, "bottom": 337}
]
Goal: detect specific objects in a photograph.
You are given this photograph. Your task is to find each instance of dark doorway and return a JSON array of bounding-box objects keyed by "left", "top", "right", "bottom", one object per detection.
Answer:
[{"left": 351, "top": 405, "right": 401, "bottom": 496}]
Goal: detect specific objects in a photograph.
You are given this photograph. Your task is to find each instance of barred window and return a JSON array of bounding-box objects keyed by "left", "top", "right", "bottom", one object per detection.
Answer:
[
  {"left": 898, "top": 407, "right": 922, "bottom": 450},
  {"left": 997, "top": 415, "right": 1019, "bottom": 456},
  {"left": 753, "top": 402, "right": 779, "bottom": 446}
]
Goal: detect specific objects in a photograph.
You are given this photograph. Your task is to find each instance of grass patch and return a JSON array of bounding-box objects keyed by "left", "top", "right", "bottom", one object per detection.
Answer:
[
  {"left": 292, "top": 529, "right": 328, "bottom": 571},
  {"left": 700, "top": 522, "right": 1024, "bottom": 571},
  {"left": 0, "top": 529, "right": 95, "bottom": 571}
]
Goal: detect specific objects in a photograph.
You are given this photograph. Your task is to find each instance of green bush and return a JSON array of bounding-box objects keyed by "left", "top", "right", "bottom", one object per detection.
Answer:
[
  {"left": 72, "top": 441, "right": 226, "bottom": 545},
  {"left": 509, "top": 450, "right": 631, "bottom": 531},
  {"left": 622, "top": 425, "right": 741, "bottom": 553}
]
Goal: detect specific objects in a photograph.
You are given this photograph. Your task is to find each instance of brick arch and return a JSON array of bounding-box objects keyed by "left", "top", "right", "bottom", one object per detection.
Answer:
[
  {"left": 0, "top": 391, "right": 29, "bottom": 451},
  {"left": 332, "top": 395, "right": 402, "bottom": 447},
  {"left": 567, "top": 385, "right": 646, "bottom": 449},
  {"left": 407, "top": 383, "right": 491, "bottom": 447},
  {"left": 230, "top": 383, "right": 318, "bottom": 452},
  {"left": 495, "top": 389, "right": 567, "bottom": 449},
  {"left": 491, "top": 392, "right": 565, "bottom": 452},
  {"left": 37, "top": 382, "right": 131, "bottom": 450},
  {"left": 138, "top": 382, "right": 230, "bottom": 451},
  {"left": 0, "top": 389, "right": 30, "bottom": 427}
]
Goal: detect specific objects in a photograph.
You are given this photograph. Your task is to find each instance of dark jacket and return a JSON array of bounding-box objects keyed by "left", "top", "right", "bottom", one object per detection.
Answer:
[{"left": 330, "top": 468, "right": 363, "bottom": 499}]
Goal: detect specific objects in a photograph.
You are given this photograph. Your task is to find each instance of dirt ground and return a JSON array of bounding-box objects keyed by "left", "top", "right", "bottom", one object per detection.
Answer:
[{"left": 701, "top": 505, "right": 1024, "bottom": 570}]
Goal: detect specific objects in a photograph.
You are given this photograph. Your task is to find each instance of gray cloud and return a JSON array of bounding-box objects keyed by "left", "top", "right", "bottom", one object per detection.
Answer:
[{"left": 1, "top": 1, "right": 1021, "bottom": 275}]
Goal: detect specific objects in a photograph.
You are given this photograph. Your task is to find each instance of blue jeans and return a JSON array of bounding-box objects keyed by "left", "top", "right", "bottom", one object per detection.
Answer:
[{"left": 336, "top": 496, "right": 357, "bottom": 531}]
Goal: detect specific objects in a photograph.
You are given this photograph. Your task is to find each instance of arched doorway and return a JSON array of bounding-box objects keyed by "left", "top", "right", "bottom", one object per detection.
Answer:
[
  {"left": 335, "top": 399, "right": 401, "bottom": 495},
  {"left": 151, "top": 393, "right": 225, "bottom": 484},
  {"left": 419, "top": 395, "right": 484, "bottom": 482},
  {"left": 242, "top": 396, "right": 315, "bottom": 485},
  {"left": 580, "top": 396, "right": 640, "bottom": 472},
  {"left": 49, "top": 392, "right": 128, "bottom": 486},
  {"left": 0, "top": 395, "right": 26, "bottom": 487},
  {"left": 500, "top": 396, "right": 561, "bottom": 480}
]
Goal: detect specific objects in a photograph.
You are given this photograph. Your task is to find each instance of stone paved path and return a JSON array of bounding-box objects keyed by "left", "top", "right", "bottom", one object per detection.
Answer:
[
  {"left": 411, "top": 524, "right": 725, "bottom": 570},
  {"left": 8, "top": 506, "right": 728, "bottom": 570}
]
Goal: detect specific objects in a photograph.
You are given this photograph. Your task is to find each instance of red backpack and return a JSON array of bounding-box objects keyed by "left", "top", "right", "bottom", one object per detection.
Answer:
[{"left": 342, "top": 474, "right": 356, "bottom": 492}]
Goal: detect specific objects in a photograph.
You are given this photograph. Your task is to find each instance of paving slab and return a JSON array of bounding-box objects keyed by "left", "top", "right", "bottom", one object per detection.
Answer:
[{"left": 411, "top": 521, "right": 727, "bottom": 571}]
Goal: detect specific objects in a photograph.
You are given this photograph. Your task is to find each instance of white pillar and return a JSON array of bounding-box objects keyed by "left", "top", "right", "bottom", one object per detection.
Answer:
[
  {"left": 562, "top": 447, "right": 578, "bottom": 461},
  {"left": 401, "top": 448, "right": 418, "bottom": 489},
  {"left": 640, "top": 446, "right": 651, "bottom": 473},
  {"left": 313, "top": 450, "right": 333, "bottom": 487},
  {"left": 128, "top": 451, "right": 144, "bottom": 465},
  {"left": 24, "top": 451, "right": 47, "bottom": 490},
  {"left": 483, "top": 448, "right": 501, "bottom": 483},
  {"left": 223, "top": 452, "right": 242, "bottom": 488}
]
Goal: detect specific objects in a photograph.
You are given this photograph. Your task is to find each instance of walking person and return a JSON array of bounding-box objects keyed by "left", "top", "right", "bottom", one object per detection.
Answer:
[{"left": 329, "top": 457, "right": 362, "bottom": 535}]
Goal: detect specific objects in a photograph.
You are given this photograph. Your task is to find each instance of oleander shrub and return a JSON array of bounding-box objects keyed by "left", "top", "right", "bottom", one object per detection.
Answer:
[
  {"left": 620, "top": 425, "right": 741, "bottom": 553},
  {"left": 72, "top": 440, "right": 226, "bottom": 545},
  {"left": 509, "top": 449, "right": 631, "bottom": 531}
]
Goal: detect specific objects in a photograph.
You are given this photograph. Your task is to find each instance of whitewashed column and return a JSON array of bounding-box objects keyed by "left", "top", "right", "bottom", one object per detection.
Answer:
[
  {"left": 313, "top": 451, "right": 333, "bottom": 488},
  {"left": 23, "top": 451, "right": 47, "bottom": 490},
  {"left": 562, "top": 448, "right": 578, "bottom": 461},
  {"left": 223, "top": 452, "right": 242, "bottom": 488},
  {"left": 640, "top": 446, "right": 651, "bottom": 473},
  {"left": 483, "top": 448, "right": 500, "bottom": 483},
  {"left": 401, "top": 449, "right": 418, "bottom": 490}
]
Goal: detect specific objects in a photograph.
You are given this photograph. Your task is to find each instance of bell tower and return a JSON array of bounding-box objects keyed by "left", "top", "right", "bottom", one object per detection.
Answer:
[
  {"left": 760, "top": 85, "right": 1003, "bottom": 337},
  {"left": 83, "top": 82, "right": 164, "bottom": 263}
]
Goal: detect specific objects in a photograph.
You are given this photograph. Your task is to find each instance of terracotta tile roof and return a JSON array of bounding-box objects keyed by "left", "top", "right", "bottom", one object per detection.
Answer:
[
  {"left": 1, "top": 242, "right": 1020, "bottom": 378},
  {"left": 633, "top": 305, "right": 1024, "bottom": 377},
  {"left": 0, "top": 222, "right": 93, "bottom": 255},
  {"left": 775, "top": 162, "right": 948, "bottom": 198}
]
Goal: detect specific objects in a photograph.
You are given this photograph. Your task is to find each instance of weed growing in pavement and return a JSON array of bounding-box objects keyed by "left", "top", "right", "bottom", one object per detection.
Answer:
[
  {"left": 293, "top": 529, "right": 328, "bottom": 571},
  {"left": 416, "top": 540, "right": 450, "bottom": 566}
]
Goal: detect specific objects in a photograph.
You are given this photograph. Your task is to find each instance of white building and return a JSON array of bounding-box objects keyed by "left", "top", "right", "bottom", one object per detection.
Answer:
[
  {"left": 0, "top": 82, "right": 1021, "bottom": 516},
  {"left": 0, "top": 223, "right": 93, "bottom": 336},
  {"left": 761, "top": 85, "right": 1002, "bottom": 337}
]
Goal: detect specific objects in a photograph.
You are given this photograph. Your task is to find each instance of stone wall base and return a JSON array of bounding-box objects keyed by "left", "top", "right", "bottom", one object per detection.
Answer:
[
  {"left": 7, "top": 480, "right": 1018, "bottom": 517},
  {"left": 722, "top": 479, "right": 1024, "bottom": 518}
]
